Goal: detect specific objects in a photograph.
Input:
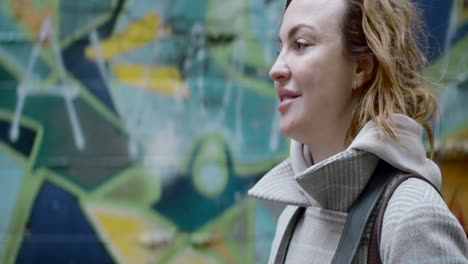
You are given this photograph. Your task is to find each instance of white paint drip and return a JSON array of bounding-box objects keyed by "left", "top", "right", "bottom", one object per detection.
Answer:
[
  {"left": 265, "top": 7, "right": 277, "bottom": 66},
  {"left": 194, "top": 23, "right": 208, "bottom": 121},
  {"left": 214, "top": 79, "right": 233, "bottom": 125},
  {"left": 63, "top": 87, "right": 85, "bottom": 150},
  {"left": 11, "top": 17, "right": 85, "bottom": 149},
  {"left": 233, "top": 35, "right": 246, "bottom": 149},
  {"left": 267, "top": 5, "right": 281, "bottom": 152},
  {"left": 126, "top": 20, "right": 168, "bottom": 160},
  {"left": 144, "top": 122, "right": 182, "bottom": 187},
  {"left": 89, "top": 29, "right": 138, "bottom": 157},
  {"left": 9, "top": 19, "right": 51, "bottom": 142},
  {"left": 235, "top": 85, "right": 244, "bottom": 148},
  {"left": 49, "top": 17, "right": 85, "bottom": 150},
  {"left": 184, "top": 22, "right": 212, "bottom": 126},
  {"left": 269, "top": 103, "right": 280, "bottom": 151},
  {"left": 9, "top": 88, "right": 25, "bottom": 142},
  {"left": 89, "top": 30, "right": 110, "bottom": 84}
]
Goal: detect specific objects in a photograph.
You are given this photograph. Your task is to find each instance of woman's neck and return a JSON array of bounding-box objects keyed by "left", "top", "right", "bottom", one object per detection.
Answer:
[
  {"left": 302, "top": 123, "right": 350, "bottom": 164},
  {"left": 306, "top": 142, "right": 346, "bottom": 164}
]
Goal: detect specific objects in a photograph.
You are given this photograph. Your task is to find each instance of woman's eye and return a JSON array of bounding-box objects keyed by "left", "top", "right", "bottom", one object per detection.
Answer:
[{"left": 294, "top": 40, "right": 308, "bottom": 50}]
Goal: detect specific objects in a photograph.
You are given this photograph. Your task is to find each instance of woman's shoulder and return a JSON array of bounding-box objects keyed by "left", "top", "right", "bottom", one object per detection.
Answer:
[
  {"left": 385, "top": 175, "right": 445, "bottom": 214},
  {"left": 380, "top": 174, "right": 468, "bottom": 263}
]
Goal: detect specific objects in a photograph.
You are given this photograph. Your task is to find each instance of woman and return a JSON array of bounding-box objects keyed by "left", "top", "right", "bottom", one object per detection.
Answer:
[{"left": 248, "top": 0, "right": 468, "bottom": 263}]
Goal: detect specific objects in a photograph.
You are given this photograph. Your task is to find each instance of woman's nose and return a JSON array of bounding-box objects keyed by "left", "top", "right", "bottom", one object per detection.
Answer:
[{"left": 269, "top": 57, "right": 291, "bottom": 82}]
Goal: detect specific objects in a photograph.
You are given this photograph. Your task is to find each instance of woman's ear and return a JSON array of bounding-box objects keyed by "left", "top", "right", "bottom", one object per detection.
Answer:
[{"left": 353, "top": 54, "right": 376, "bottom": 89}]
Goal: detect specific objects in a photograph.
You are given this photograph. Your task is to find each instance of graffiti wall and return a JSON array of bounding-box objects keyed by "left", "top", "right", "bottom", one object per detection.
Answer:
[
  {"left": 0, "top": 0, "right": 288, "bottom": 263},
  {"left": 425, "top": 0, "right": 468, "bottom": 236},
  {"left": 0, "top": 0, "right": 466, "bottom": 263}
]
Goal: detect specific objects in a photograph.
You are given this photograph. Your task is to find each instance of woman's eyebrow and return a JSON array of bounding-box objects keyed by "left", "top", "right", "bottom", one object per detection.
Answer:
[{"left": 279, "top": 23, "right": 317, "bottom": 42}]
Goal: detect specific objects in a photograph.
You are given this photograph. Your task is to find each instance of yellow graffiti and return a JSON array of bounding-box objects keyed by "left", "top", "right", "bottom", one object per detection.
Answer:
[
  {"left": 86, "top": 204, "right": 168, "bottom": 264},
  {"left": 208, "top": 230, "right": 237, "bottom": 263},
  {"left": 114, "top": 63, "right": 190, "bottom": 98},
  {"left": 169, "top": 247, "right": 218, "bottom": 264},
  {"left": 85, "top": 12, "right": 170, "bottom": 60}
]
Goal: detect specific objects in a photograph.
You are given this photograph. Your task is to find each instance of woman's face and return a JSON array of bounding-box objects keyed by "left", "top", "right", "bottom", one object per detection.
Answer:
[{"left": 270, "top": 0, "right": 357, "bottom": 146}]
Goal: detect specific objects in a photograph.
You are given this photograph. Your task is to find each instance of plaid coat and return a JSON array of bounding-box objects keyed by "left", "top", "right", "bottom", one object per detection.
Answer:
[{"left": 249, "top": 115, "right": 468, "bottom": 263}]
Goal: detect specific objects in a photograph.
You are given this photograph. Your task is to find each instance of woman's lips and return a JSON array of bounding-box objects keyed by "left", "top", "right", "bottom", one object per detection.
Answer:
[{"left": 277, "top": 88, "right": 300, "bottom": 112}]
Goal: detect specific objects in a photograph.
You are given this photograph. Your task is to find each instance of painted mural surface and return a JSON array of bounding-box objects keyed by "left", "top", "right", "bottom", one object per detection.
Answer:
[
  {"left": 0, "top": 0, "right": 466, "bottom": 263},
  {"left": 426, "top": 0, "right": 468, "bottom": 237}
]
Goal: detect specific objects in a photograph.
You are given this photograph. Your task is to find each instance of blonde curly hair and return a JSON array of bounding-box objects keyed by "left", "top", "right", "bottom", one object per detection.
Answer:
[{"left": 286, "top": 0, "right": 438, "bottom": 154}]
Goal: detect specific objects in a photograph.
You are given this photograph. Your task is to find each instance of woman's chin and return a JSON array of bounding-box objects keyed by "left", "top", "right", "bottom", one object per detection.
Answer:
[{"left": 279, "top": 120, "right": 295, "bottom": 139}]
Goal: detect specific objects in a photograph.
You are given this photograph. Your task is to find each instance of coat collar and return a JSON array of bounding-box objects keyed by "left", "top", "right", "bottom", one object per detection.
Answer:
[{"left": 248, "top": 149, "right": 379, "bottom": 212}]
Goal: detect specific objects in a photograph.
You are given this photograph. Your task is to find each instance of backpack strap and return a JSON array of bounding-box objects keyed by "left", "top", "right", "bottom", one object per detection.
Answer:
[
  {"left": 331, "top": 161, "right": 395, "bottom": 264},
  {"left": 367, "top": 174, "right": 442, "bottom": 264}
]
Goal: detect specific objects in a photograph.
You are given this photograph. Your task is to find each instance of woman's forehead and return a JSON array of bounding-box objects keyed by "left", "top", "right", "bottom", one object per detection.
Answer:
[{"left": 280, "top": 0, "right": 346, "bottom": 37}]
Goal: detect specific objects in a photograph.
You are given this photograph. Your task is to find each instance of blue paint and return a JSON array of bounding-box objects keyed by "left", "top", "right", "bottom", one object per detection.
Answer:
[
  {"left": 413, "top": 0, "right": 453, "bottom": 61},
  {"left": 153, "top": 139, "right": 263, "bottom": 232},
  {"left": 254, "top": 200, "right": 277, "bottom": 263},
  {"left": 62, "top": 42, "right": 117, "bottom": 114},
  {"left": 16, "top": 181, "right": 114, "bottom": 264},
  {"left": 61, "top": 0, "right": 126, "bottom": 115}
]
